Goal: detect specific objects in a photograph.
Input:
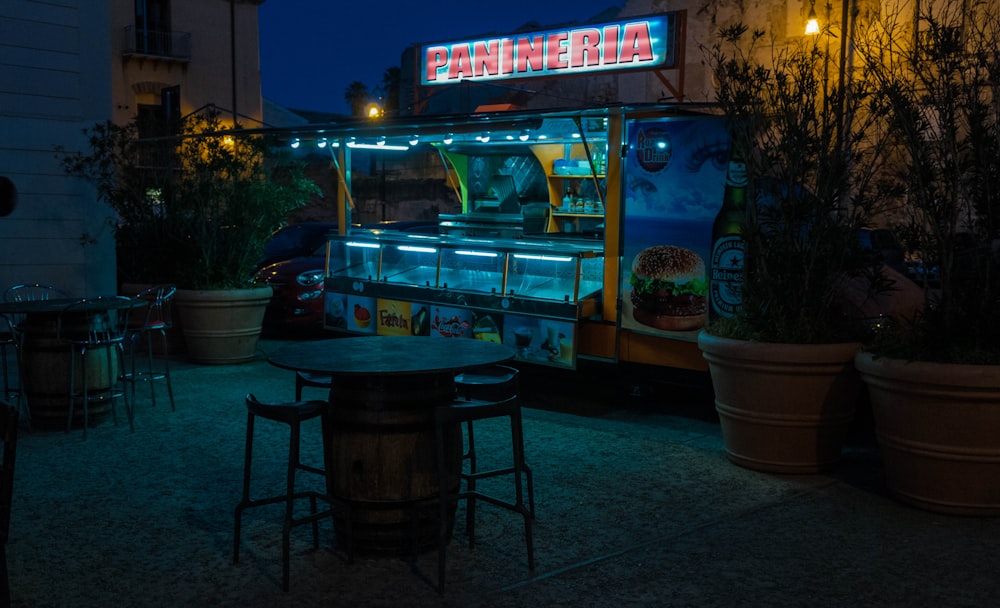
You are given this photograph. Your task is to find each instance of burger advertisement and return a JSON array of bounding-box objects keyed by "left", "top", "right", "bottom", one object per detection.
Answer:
[
  {"left": 628, "top": 245, "right": 707, "bottom": 331},
  {"left": 621, "top": 117, "right": 729, "bottom": 339}
]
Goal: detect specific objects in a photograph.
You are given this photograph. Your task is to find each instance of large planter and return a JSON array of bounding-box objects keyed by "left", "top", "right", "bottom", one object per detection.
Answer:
[
  {"left": 855, "top": 352, "right": 1000, "bottom": 516},
  {"left": 697, "top": 332, "right": 863, "bottom": 473},
  {"left": 173, "top": 286, "right": 273, "bottom": 364}
]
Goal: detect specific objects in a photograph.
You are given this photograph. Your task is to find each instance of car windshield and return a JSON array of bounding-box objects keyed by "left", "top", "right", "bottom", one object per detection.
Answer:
[{"left": 263, "top": 225, "right": 318, "bottom": 257}]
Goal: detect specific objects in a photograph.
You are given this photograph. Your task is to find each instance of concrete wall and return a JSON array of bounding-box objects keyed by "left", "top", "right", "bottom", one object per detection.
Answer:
[
  {"left": 0, "top": 0, "right": 115, "bottom": 297},
  {"left": 110, "top": 0, "right": 264, "bottom": 127}
]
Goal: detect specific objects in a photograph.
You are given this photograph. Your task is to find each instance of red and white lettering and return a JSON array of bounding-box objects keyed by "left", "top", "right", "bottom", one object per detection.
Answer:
[
  {"left": 619, "top": 22, "right": 654, "bottom": 64},
  {"left": 425, "top": 46, "right": 449, "bottom": 82},
  {"left": 516, "top": 35, "right": 545, "bottom": 73},
  {"left": 602, "top": 25, "right": 620, "bottom": 65},
  {"left": 473, "top": 40, "right": 501, "bottom": 77},
  {"left": 448, "top": 43, "right": 473, "bottom": 80},
  {"left": 545, "top": 32, "right": 569, "bottom": 70},
  {"left": 569, "top": 27, "right": 602, "bottom": 68}
]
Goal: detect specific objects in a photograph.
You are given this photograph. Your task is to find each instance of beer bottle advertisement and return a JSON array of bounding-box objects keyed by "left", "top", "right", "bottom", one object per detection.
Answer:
[{"left": 709, "top": 159, "right": 747, "bottom": 318}]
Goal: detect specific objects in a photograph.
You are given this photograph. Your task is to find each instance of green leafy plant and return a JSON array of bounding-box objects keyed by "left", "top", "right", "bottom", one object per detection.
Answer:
[
  {"left": 860, "top": 1, "right": 1000, "bottom": 364},
  {"left": 59, "top": 107, "right": 319, "bottom": 289},
  {"left": 704, "top": 24, "right": 894, "bottom": 344}
]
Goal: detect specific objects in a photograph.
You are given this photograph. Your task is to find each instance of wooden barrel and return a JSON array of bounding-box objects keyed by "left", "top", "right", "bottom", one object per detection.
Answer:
[
  {"left": 324, "top": 371, "right": 461, "bottom": 555},
  {"left": 21, "top": 313, "right": 117, "bottom": 429}
]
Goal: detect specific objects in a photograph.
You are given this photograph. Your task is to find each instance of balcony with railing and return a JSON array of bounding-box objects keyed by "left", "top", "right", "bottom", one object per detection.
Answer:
[{"left": 122, "top": 25, "right": 192, "bottom": 62}]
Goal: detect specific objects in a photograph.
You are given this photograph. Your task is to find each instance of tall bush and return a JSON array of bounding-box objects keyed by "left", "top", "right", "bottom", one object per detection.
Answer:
[
  {"left": 861, "top": 0, "right": 1000, "bottom": 363},
  {"left": 59, "top": 107, "right": 319, "bottom": 289},
  {"left": 705, "top": 24, "right": 894, "bottom": 343}
]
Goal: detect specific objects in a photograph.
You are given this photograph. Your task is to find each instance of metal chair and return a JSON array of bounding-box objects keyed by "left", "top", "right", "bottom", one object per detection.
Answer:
[
  {"left": 125, "top": 284, "right": 176, "bottom": 410},
  {"left": 430, "top": 386, "right": 535, "bottom": 593},
  {"left": 234, "top": 393, "right": 352, "bottom": 592},
  {"left": 0, "top": 402, "right": 18, "bottom": 607},
  {"left": 4, "top": 283, "right": 68, "bottom": 304},
  {"left": 56, "top": 297, "right": 134, "bottom": 438}
]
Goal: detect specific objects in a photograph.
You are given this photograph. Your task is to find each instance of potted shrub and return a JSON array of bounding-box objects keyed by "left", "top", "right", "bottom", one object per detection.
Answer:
[
  {"left": 855, "top": 2, "right": 1000, "bottom": 514},
  {"left": 697, "top": 25, "right": 898, "bottom": 473},
  {"left": 59, "top": 107, "right": 319, "bottom": 363}
]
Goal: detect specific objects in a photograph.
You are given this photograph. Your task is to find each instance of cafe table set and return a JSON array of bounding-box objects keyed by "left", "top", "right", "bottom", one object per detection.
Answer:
[{"left": 247, "top": 335, "right": 535, "bottom": 592}]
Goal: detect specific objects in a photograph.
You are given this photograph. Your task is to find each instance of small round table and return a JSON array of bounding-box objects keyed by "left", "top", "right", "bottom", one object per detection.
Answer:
[{"left": 268, "top": 336, "right": 516, "bottom": 554}]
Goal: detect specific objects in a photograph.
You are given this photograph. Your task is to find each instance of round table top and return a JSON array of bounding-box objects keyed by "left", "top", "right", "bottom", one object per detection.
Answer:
[
  {"left": 0, "top": 296, "right": 142, "bottom": 315},
  {"left": 267, "top": 336, "right": 516, "bottom": 376}
]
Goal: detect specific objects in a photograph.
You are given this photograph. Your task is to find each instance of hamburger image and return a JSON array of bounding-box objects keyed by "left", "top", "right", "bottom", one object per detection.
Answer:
[{"left": 628, "top": 245, "right": 708, "bottom": 331}]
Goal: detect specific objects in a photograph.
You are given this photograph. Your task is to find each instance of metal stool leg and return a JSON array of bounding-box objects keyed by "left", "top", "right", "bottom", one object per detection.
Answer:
[
  {"left": 159, "top": 328, "right": 175, "bottom": 411},
  {"left": 465, "top": 419, "right": 477, "bottom": 547},
  {"left": 233, "top": 410, "right": 255, "bottom": 564}
]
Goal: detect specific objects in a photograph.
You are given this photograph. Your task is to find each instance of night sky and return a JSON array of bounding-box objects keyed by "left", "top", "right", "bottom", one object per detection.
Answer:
[{"left": 258, "top": 0, "right": 624, "bottom": 116}]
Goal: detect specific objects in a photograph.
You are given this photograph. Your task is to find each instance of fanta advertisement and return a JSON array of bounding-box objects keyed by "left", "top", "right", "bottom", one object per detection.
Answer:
[{"left": 420, "top": 13, "right": 677, "bottom": 86}]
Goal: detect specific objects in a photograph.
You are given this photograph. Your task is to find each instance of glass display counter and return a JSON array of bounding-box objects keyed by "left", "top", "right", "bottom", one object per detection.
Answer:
[{"left": 323, "top": 230, "right": 603, "bottom": 368}]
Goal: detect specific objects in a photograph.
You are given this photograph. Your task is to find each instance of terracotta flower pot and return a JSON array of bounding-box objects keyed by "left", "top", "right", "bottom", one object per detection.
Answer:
[
  {"left": 698, "top": 332, "right": 863, "bottom": 473},
  {"left": 855, "top": 352, "right": 1000, "bottom": 515},
  {"left": 173, "top": 286, "right": 273, "bottom": 364}
]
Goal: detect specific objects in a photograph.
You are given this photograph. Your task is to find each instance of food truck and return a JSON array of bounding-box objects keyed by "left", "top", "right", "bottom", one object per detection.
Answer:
[
  {"left": 270, "top": 11, "right": 733, "bottom": 374},
  {"left": 279, "top": 103, "right": 730, "bottom": 374}
]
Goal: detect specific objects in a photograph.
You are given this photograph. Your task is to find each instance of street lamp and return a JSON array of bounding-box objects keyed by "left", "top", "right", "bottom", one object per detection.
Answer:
[{"left": 806, "top": 1, "right": 820, "bottom": 34}]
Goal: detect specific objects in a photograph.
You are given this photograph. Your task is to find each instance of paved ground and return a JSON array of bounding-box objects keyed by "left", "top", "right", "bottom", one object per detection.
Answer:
[{"left": 5, "top": 336, "right": 1000, "bottom": 607}]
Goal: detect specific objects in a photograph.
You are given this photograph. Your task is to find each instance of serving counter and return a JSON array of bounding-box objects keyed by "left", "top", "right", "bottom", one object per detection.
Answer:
[{"left": 323, "top": 230, "right": 603, "bottom": 368}]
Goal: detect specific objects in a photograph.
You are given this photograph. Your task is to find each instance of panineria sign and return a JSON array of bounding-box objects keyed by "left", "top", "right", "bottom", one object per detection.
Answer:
[{"left": 420, "top": 13, "right": 679, "bottom": 87}]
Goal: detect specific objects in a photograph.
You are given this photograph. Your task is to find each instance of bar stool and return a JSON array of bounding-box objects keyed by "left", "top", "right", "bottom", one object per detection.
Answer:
[
  {"left": 431, "top": 392, "right": 535, "bottom": 593},
  {"left": 57, "top": 297, "right": 134, "bottom": 439},
  {"left": 125, "top": 284, "right": 176, "bottom": 410},
  {"left": 233, "top": 393, "right": 351, "bottom": 592},
  {"left": 453, "top": 365, "right": 535, "bottom": 518},
  {"left": 295, "top": 371, "right": 332, "bottom": 401}
]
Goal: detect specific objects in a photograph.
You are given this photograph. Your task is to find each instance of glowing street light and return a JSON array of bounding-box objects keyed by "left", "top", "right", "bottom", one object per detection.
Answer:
[{"left": 805, "top": 2, "right": 820, "bottom": 35}]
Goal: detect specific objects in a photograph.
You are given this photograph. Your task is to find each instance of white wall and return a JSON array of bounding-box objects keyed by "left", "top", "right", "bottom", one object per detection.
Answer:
[{"left": 0, "top": 0, "right": 116, "bottom": 297}]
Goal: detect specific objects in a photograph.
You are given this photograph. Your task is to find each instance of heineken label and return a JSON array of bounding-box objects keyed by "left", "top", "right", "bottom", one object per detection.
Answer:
[{"left": 710, "top": 235, "right": 744, "bottom": 317}]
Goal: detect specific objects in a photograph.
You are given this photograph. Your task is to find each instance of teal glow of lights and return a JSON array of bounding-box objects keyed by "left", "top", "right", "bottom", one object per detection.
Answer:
[{"left": 513, "top": 254, "right": 573, "bottom": 262}]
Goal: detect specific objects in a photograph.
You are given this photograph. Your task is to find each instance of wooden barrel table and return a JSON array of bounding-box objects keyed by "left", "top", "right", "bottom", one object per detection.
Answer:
[
  {"left": 21, "top": 313, "right": 118, "bottom": 429},
  {"left": 325, "top": 371, "right": 461, "bottom": 554},
  {"left": 0, "top": 297, "right": 137, "bottom": 430},
  {"left": 268, "top": 336, "right": 516, "bottom": 556}
]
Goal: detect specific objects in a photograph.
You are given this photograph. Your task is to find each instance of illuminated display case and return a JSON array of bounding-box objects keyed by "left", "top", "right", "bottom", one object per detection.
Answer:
[
  {"left": 323, "top": 230, "right": 603, "bottom": 368},
  {"left": 438, "top": 246, "right": 506, "bottom": 293},
  {"left": 379, "top": 240, "right": 441, "bottom": 287}
]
